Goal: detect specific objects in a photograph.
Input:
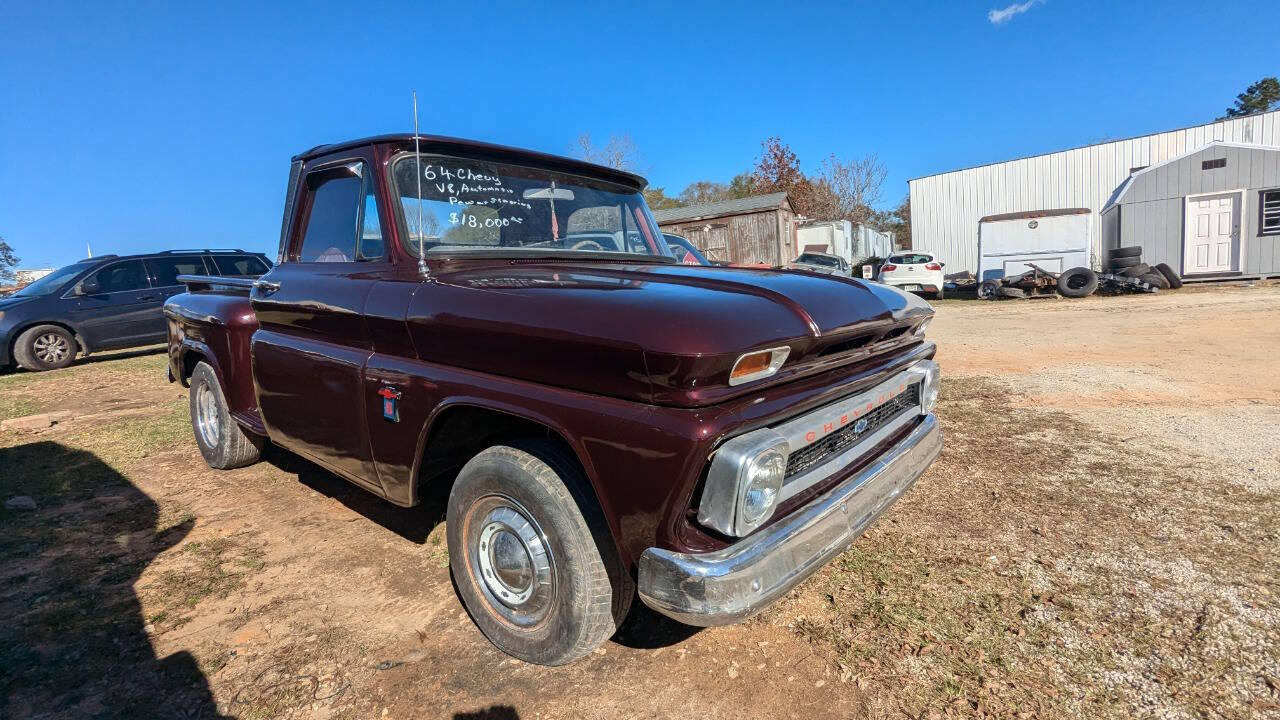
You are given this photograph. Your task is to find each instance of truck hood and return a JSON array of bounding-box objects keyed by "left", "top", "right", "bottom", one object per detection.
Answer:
[{"left": 407, "top": 262, "right": 933, "bottom": 407}]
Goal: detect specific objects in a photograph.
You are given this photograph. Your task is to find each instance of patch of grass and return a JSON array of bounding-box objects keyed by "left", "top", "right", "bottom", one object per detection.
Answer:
[
  {"left": 146, "top": 536, "right": 266, "bottom": 629},
  {"left": 59, "top": 402, "right": 190, "bottom": 466},
  {"left": 769, "top": 377, "right": 1280, "bottom": 719},
  {"left": 0, "top": 391, "right": 42, "bottom": 422}
]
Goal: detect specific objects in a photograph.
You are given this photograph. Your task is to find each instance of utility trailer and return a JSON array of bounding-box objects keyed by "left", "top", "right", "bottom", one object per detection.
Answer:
[{"left": 977, "top": 209, "right": 1092, "bottom": 283}]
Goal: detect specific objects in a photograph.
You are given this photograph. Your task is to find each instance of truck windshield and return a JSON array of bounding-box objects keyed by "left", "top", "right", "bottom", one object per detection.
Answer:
[{"left": 392, "top": 155, "right": 673, "bottom": 260}]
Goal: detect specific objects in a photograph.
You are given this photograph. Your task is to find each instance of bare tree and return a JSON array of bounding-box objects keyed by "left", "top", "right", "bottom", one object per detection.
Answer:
[
  {"left": 574, "top": 133, "right": 643, "bottom": 172},
  {"left": 819, "top": 153, "right": 888, "bottom": 226}
]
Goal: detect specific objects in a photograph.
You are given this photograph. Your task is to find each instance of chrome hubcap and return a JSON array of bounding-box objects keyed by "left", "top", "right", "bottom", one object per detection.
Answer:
[
  {"left": 33, "top": 333, "right": 70, "bottom": 364},
  {"left": 469, "top": 498, "right": 554, "bottom": 627},
  {"left": 195, "top": 384, "right": 220, "bottom": 448}
]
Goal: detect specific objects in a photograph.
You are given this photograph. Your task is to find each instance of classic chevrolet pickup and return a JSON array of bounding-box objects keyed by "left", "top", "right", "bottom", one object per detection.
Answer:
[{"left": 164, "top": 134, "right": 941, "bottom": 665}]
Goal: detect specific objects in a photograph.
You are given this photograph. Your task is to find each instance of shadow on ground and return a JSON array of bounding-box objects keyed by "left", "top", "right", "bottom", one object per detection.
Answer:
[
  {"left": 0, "top": 441, "right": 225, "bottom": 718},
  {"left": 264, "top": 447, "right": 447, "bottom": 544},
  {"left": 264, "top": 446, "right": 702, "bottom": 651}
]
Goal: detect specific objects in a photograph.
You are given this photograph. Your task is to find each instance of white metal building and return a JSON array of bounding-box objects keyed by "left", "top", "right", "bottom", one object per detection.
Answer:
[{"left": 908, "top": 109, "right": 1280, "bottom": 277}]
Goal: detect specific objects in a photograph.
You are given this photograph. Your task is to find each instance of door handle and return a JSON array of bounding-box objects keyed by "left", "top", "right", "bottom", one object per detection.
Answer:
[{"left": 253, "top": 280, "right": 281, "bottom": 296}]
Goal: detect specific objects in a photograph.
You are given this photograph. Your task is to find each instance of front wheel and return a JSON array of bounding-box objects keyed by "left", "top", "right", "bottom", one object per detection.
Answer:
[
  {"left": 447, "top": 440, "right": 631, "bottom": 665},
  {"left": 189, "top": 361, "right": 264, "bottom": 469},
  {"left": 13, "top": 325, "right": 77, "bottom": 371}
]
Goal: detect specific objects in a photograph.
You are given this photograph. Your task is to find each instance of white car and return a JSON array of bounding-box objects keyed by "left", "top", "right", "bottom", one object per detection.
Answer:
[{"left": 877, "top": 253, "right": 946, "bottom": 299}]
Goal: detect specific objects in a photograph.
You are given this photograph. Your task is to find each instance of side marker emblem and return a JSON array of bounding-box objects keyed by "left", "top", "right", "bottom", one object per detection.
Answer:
[{"left": 377, "top": 386, "right": 402, "bottom": 422}]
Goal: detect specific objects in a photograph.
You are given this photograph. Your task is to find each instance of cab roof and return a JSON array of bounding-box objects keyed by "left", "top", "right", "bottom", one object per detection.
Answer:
[{"left": 293, "top": 134, "right": 648, "bottom": 190}]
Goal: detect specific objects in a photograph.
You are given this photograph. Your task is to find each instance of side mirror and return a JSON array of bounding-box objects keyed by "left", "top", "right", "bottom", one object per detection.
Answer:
[{"left": 79, "top": 278, "right": 101, "bottom": 295}]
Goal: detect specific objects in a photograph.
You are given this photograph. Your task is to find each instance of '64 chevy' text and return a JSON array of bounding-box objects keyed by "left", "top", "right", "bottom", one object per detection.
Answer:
[{"left": 164, "top": 134, "right": 941, "bottom": 665}]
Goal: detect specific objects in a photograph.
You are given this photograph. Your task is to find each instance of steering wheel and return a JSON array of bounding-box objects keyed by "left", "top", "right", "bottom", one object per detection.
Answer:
[{"left": 569, "top": 239, "right": 605, "bottom": 252}]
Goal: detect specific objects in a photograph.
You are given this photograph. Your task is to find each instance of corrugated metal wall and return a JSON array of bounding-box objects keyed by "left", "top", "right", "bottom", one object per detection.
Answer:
[
  {"left": 1109, "top": 144, "right": 1280, "bottom": 275},
  {"left": 909, "top": 110, "right": 1280, "bottom": 273}
]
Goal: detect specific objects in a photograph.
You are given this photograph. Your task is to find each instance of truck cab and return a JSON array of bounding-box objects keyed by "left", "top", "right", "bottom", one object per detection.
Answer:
[{"left": 164, "top": 134, "right": 941, "bottom": 665}]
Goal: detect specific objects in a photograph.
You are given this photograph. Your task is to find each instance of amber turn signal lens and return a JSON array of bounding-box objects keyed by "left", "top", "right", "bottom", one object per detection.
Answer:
[
  {"left": 731, "top": 351, "right": 772, "bottom": 379},
  {"left": 728, "top": 346, "right": 790, "bottom": 386}
]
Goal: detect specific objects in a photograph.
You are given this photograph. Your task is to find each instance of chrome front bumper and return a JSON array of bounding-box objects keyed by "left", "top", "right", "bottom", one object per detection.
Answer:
[{"left": 637, "top": 413, "right": 941, "bottom": 626}]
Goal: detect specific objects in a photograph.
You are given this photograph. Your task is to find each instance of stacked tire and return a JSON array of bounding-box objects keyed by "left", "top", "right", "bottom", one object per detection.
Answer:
[{"left": 1109, "top": 246, "right": 1182, "bottom": 290}]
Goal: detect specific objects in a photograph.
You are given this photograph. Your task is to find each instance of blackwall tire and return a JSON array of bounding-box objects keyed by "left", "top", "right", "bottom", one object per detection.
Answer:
[
  {"left": 1156, "top": 263, "right": 1183, "bottom": 289},
  {"left": 13, "top": 325, "right": 77, "bottom": 372},
  {"left": 189, "top": 361, "right": 263, "bottom": 469},
  {"left": 1112, "top": 245, "right": 1143, "bottom": 258},
  {"left": 1110, "top": 255, "right": 1141, "bottom": 269},
  {"left": 977, "top": 281, "right": 1000, "bottom": 300},
  {"left": 447, "top": 439, "right": 631, "bottom": 666},
  {"left": 996, "top": 286, "right": 1026, "bottom": 299},
  {"left": 1140, "top": 272, "right": 1170, "bottom": 289},
  {"left": 1057, "top": 267, "right": 1098, "bottom": 298},
  {"left": 1121, "top": 262, "right": 1151, "bottom": 278}
]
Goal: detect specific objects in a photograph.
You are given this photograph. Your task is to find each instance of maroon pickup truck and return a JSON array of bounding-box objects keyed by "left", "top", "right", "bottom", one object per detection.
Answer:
[{"left": 164, "top": 134, "right": 941, "bottom": 665}]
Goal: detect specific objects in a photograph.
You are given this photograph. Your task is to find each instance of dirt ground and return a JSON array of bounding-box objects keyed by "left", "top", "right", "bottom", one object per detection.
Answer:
[{"left": 2, "top": 282, "right": 1278, "bottom": 720}]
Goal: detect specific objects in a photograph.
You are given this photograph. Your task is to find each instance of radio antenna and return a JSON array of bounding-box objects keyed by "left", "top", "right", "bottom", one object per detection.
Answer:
[{"left": 412, "top": 91, "right": 428, "bottom": 278}]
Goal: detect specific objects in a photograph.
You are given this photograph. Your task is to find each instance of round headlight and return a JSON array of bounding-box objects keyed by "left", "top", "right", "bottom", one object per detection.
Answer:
[{"left": 739, "top": 447, "right": 787, "bottom": 530}]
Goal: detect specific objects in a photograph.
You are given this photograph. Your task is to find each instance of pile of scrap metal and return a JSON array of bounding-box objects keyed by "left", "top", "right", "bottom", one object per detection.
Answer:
[{"left": 977, "top": 261, "right": 1167, "bottom": 300}]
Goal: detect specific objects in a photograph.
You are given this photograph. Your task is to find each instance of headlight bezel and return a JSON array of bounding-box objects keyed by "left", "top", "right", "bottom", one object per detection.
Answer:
[
  {"left": 698, "top": 430, "right": 790, "bottom": 537},
  {"left": 917, "top": 359, "right": 940, "bottom": 414}
]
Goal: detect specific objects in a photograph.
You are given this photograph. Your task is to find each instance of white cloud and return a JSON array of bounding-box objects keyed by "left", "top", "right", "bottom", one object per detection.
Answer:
[{"left": 988, "top": 0, "right": 1044, "bottom": 25}]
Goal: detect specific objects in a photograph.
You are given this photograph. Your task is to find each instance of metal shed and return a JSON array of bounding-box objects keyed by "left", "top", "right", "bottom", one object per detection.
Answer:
[
  {"left": 908, "top": 109, "right": 1280, "bottom": 276},
  {"left": 654, "top": 192, "right": 797, "bottom": 265},
  {"left": 1102, "top": 142, "right": 1280, "bottom": 279}
]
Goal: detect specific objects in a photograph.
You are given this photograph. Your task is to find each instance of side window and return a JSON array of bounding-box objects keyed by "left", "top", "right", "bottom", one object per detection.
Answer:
[
  {"left": 296, "top": 163, "right": 364, "bottom": 263},
  {"left": 357, "top": 176, "right": 385, "bottom": 261},
  {"left": 146, "top": 255, "right": 207, "bottom": 287},
  {"left": 211, "top": 255, "right": 269, "bottom": 276},
  {"left": 87, "top": 260, "right": 150, "bottom": 293}
]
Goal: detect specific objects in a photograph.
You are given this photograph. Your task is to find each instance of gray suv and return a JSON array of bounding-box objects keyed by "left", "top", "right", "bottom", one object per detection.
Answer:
[{"left": 0, "top": 249, "right": 271, "bottom": 371}]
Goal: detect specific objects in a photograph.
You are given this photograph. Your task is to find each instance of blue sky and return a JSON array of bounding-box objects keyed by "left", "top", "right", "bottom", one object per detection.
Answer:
[{"left": 1, "top": 1, "right": 1275, "bottom": 269}]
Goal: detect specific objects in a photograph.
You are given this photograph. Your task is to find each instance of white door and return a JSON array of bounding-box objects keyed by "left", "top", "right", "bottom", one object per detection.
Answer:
[{"left": 1184, "top": 193, "right": 1239, "bottom": 274}]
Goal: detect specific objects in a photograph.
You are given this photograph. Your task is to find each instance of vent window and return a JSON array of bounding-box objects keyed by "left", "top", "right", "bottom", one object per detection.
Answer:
[{"left": 1201, "top": 158, "right": 1227, "bottom": 170}]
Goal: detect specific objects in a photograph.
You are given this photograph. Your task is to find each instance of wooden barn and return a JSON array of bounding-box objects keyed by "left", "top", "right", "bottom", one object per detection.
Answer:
[{"left": 653, "top": 192, "right": 797, "bottom": 265}]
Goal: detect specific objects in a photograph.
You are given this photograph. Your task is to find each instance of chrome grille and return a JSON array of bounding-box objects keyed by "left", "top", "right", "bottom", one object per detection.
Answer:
[{"left": 784, "top": 383, "right": 920, "bottom": 479}]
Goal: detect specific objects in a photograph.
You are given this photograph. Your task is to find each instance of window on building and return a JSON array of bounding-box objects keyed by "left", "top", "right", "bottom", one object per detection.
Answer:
[
  {"left": 1201, "top": 158, "right": 1226, "bottom": 170},
  {"left": 1262, "top": 189, "right": 1280, "bottom": 237}
]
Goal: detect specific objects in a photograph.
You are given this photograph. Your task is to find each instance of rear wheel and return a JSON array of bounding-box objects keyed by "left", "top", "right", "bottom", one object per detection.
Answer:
[
  {"left": 13, "top": 325, "right": 77, "bottom": 372},
  {"left": 447, "top": 439, "right": 630, "bottom": 665},
  {"left": 189, "top": 361, "right": 263, "bottom": 469},
  {"left": 933, "top": 287, "right": 945, "bottom": 300}
]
